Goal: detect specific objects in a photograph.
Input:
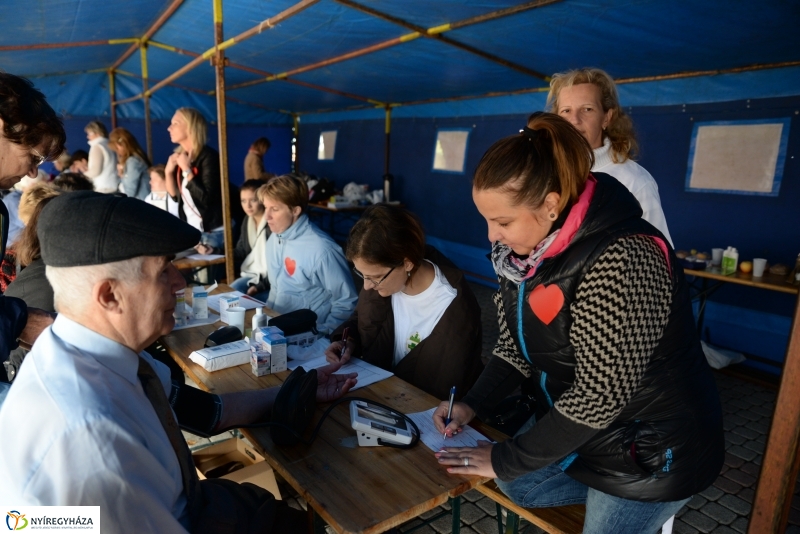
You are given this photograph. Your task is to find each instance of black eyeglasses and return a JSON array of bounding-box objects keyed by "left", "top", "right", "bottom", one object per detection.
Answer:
[{"left": 352, "top": 265, "right": 397, "bottom": 288}]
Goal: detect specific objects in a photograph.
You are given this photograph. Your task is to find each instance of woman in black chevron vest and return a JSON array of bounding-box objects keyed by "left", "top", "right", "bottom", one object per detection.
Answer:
[{"left": 434, "top": 112, "right": 724, "bottom": 533}]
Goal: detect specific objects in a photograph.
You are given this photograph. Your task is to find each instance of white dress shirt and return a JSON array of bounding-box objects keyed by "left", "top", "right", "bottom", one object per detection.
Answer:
[
  {"left": 0, "top": 315, "right": 190, "bottom": 533},
  {"left": 593, "top": 138, "right": 674, "bottom": 246}
]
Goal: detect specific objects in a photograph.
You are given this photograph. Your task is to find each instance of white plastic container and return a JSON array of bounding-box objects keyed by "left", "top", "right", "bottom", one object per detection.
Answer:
[
  {"left": 252, "top": 307, "right": 268, "bottom": 333},
  {"left": 721, "top": 247, "right": 738, "bottom": 276}
]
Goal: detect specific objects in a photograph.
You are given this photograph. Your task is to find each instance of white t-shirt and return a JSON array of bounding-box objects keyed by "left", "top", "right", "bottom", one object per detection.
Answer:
[
  {"left": 146, "top": 191, "right": 180, "bottom": 217},
  {"left": 391, "top": 261, "right": 457, "bottom": 367},
  {"left": 592, "top": 138, "right": 673, "bottom": 246},
  {"left": 180, "top": 177, "right": 204, "bottom": 231}
]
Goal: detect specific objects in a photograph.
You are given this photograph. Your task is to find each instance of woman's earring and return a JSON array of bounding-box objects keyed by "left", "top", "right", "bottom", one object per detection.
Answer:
[
  {"left": 549, "top": 212, "right": 556, "bottom": 219},
  {"left": 407, "top": 271, "right": 411, "bottom": 278}
]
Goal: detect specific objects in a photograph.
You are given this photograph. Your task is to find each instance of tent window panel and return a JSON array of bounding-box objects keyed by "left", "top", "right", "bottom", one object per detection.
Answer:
[
  {"left": 318, "top": 131, "right": 338, "bottom": 161},
  {"left": 685, "top": 119, "right": 790, "bottom": 196},
  {"left": 433, "top": 129, "right": 470, "bottom": 173}
]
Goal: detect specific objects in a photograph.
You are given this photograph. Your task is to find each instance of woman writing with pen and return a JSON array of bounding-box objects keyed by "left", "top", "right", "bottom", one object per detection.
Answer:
[
  {"left": 324, "top": 204, "right": 483, "bottom": 401},
  {"left": 433, "top": 113, "right": 723, "bottom": 533}
]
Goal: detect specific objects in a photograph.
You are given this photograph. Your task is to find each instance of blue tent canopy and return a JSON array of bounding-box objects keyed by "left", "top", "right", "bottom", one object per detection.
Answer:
[{"left": 1, "top": 0, "right": 797, "bottom": 124}]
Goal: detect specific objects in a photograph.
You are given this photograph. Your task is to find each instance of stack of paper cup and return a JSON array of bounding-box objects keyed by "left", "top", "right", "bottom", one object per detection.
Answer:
[
  {"left": 711, "top": 248, "right": 724, "bottom": 266},
  {"left": 227, "top": 307, "right": 246, "bottom": 336},
  {"left": 752, "top": 258, "right": 767, "bottom": 278}
]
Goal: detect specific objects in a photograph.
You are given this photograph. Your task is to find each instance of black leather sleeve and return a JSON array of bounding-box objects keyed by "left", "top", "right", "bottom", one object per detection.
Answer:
[
  {"left": 185, "top": 147, "right": 222, "bottom": 230},
  {"left": 170, "top": 381, "right": 224, "bottom": 438}
]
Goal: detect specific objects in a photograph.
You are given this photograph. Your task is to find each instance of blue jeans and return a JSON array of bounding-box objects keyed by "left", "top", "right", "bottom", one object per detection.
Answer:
[
  {"left": 495, "top": 416, "right": 689, "bottom": 533},
  {"left": 230, "top": 276, "right": 269, "bottom": 303}
]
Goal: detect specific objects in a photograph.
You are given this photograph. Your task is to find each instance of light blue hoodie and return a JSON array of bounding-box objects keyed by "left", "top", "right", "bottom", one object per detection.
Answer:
[{"left": 265, "top": 214, "right": 357, "bottom": 335}]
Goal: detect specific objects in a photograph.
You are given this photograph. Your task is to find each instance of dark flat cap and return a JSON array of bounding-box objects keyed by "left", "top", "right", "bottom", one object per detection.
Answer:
[{"left": 39, "top": 191, "right": 202, "bottom": 267}]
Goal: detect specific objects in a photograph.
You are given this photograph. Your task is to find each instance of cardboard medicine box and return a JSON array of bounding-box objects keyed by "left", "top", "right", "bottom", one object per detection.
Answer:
[
  {"left": 192, "top": 438, "right": 281, "bottom": 500},
  {"left": 262, "top": 332, "right": 287, "bottom": 373},
  {"left": 219, "top": 295, "right": 239, "bottom": 324}
]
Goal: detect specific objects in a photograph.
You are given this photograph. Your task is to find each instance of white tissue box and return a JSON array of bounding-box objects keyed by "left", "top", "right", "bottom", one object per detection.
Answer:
[{"left": 189, "top": 340, "right": 250, "bottom": 371}]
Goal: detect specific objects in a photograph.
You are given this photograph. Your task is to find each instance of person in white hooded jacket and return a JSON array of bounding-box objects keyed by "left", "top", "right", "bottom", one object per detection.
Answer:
[
  {"left": 258, "top": 175, "right": 357, "bottom": 335},
  {"left": 81, "top": 121, "right": 118, "bottom": 194}
]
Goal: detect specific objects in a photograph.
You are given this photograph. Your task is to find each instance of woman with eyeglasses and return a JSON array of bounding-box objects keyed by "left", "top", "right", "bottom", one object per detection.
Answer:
[
  {"left": 324, "top": 204, "right": 483, "bottom": 401},
  {"left": 258, "top": 175, "right": 357, "bottom": 335}
]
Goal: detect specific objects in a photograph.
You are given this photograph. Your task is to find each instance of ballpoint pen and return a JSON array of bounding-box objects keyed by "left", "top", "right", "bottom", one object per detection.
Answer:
[
  {"left": 443, "top": 386, "right": 456, "bottom": 439},
  {"left": 338, "top": 327, "right": 350, "bottom": 360}
]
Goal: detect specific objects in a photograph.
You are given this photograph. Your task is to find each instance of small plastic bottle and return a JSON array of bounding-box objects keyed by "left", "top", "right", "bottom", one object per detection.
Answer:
[
  {"left": 721, "top": 247, "right": 739, "bottom": 276},
  {"left": 252, "top": 307, "right": 268, "bottom": 333}
]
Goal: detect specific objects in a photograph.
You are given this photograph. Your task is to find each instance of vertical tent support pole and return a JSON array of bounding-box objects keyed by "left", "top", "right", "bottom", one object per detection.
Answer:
[
  {"left": 213, "top": 0, "right": 236, "bottom": 284},
  {"left": 384, "top": 106, "right": 392, "bottom": 176},
  {"left": 383, "top": 106, "right": 392, "bottom": 202},
  {"left": 749, "top": 296, "right": 800, "bottom": 533},
  {"left": 108, "top": 70, "right": 117, "bottom": 130},
  {"left": 292, "top": 113, "right": 300, "bottom": 173},
  {"left": 140, "top": 43, "right": 153, "bottom": 161}
]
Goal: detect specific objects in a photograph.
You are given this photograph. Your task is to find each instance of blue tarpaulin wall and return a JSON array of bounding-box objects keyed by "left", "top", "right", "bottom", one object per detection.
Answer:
[{"left": 2, "top": 0, "right": 799, "bottom": 371}]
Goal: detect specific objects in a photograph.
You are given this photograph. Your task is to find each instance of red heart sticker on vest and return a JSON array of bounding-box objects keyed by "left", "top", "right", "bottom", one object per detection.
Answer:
[
  {"left": 528, "top": 284, "right": 564, "bottom": 325},
  {"left": 285, "top": 257, "right": 296, "bottom": 276}
]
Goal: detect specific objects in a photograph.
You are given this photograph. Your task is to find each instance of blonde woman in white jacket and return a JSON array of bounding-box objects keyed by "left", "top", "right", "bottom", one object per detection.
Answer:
[{"left": 81, "top": 121, "right": 118, "bottom": 193}]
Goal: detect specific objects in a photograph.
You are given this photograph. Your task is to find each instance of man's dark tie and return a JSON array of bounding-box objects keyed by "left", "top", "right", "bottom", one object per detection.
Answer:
[{"left": 137, "top": 356, "right": 202, "bottom": 519}]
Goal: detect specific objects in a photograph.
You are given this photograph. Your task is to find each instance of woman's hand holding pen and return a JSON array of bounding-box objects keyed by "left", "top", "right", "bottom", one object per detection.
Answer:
[
  {"left": 433, "top": 401, "right": 475, "bottom": 439},
  {"left": 324, "top": 340, "right": 353, "bottom": 366}
]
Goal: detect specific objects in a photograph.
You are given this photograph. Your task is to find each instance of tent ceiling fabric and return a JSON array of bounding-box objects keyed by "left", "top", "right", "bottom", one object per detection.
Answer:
[{"left": 1, "top": 0, "right": 798, "bottom": 124}]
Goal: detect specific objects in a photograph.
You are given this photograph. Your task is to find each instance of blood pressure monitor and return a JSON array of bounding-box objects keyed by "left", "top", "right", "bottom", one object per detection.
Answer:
[{"left": 350, "top": 400, "right": 414, "bottom": 446}]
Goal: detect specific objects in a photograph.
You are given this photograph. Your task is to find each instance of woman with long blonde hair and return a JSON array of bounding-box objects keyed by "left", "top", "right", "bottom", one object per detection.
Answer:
[
  {"left": 546, "top": 68, "right": 672, "bottom": 245},
  {"left": 109, "top": 128, "right": 151, "bottom": 200}
]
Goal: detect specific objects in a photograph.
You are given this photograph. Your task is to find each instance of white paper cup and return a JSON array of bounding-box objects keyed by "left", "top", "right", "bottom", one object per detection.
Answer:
[
  {"left": 752, "top": 258, "right": 767, "bottom": 278},
  {"left": 711, "top": 248, "right": 724, "bottom": 266},
  {"left": 227, "top": 307, "right": 246, "bottom": 336}
]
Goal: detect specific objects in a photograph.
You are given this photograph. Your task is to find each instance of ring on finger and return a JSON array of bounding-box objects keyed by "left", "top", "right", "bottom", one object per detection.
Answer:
[{"left": 463, "top": 457, "right": 469, "bottom": 467}]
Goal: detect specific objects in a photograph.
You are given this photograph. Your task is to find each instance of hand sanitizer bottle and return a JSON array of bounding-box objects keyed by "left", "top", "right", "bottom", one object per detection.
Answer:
[
  {"left": 251, "top": 307, "right": 268, "bottom": 334},
  {"left": 721, "top": 247, "right": 739, "bottom": 276}
]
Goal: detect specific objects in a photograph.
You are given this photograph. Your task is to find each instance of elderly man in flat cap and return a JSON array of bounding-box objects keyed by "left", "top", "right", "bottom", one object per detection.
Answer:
[
  {"left": 0, "top": 73, "right": 66, "bottom": 399},
  {"left": 0, "top": 191, "right": 357, "bottom": 533}
]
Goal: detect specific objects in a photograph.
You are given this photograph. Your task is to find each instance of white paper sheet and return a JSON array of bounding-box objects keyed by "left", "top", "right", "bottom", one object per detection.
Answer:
[
  {"left": 287, "top": 355, "right": 393, "bottom": 390},
  {"left": 207, "top": 291, "right": 266, "bottom": 312},
  {"left": 406, "top": 407, "right": 493, "bottom": 452}
]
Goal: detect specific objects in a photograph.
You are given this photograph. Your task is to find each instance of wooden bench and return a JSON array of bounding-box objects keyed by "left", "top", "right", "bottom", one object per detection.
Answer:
[{"left": 476, "top": 480, "right": 586, "bottom": 534}]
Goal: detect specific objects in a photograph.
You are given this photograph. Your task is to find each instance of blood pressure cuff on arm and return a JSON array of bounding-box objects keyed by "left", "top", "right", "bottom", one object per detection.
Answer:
[{"left": 170, "top": 381, "right": 224, "bottom": 438}]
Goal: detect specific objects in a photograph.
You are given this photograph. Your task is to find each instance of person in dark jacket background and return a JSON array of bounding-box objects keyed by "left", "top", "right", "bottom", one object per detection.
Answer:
[
  {"left": 325, "top": 204, "right": 483, "bottom": 401},
  {"left": 198, "top": 179, "right": 271, "bottom": 300},
  {"left": 433, "top": 113, "right": 723, "bottom": 533},
  {"left": 0, "top": 72, "right": 66, "bottom": 391}
]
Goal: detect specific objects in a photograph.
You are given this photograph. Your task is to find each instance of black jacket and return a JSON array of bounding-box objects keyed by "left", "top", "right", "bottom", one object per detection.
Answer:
[
  {"left": 173, "top": 145, "right": 223, "bottom": 232},
  {"left": 6, "top": 258, "right": 55, "bottom": 313},
  {"left": 0, "top": 200, "right": 27, "bottom": 367},
  {"left": 469, "top": 173, "right": 723, "bottom": 502},
  {"left": 332, "top": 247, "right": 484, "bottom": 400}
]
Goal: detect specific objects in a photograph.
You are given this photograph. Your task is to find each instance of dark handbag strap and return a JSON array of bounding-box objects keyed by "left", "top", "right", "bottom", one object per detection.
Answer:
[{"left": 137, "top": 357, "right": 202, "bottom": 521}]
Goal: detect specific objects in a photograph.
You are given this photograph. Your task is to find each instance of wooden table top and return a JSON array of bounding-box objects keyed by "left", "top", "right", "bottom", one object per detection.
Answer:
[
  {"left": 684, "top": 267, "right": 799, "bottom": 295},
  {"left": 161, "top": 285, "right": 504, "bottom": 534},
  {"left": 173, "top": 255, "right": 226, "bottom": 271}
]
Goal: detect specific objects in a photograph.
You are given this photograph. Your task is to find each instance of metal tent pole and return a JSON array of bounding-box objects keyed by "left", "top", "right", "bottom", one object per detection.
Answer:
[
  {"left": 213, "top": 0, "right": 235, "bottom": 284},
  {"left": 108, "top": 70, "right": 117, "bottom": 129},
  {"left": 140, "top": 44, "right": 153, "bottom": 161}
]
